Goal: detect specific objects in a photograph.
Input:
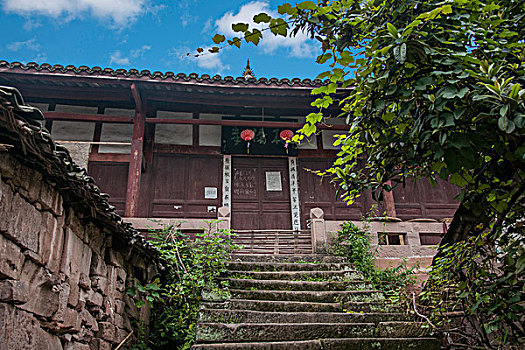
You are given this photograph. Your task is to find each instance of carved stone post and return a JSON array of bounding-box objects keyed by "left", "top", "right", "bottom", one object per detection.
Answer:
[
  {"left": 310, "top": 207, "right": 327, "bottom": 254},
  {"left": 217, "top": 206, "right": 231, "bottom": 231}
]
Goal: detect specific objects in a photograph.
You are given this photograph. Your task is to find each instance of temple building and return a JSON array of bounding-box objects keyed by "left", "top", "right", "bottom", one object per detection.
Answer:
[{"left": 0, "top": 60, "right": 459, "bottom": 255}]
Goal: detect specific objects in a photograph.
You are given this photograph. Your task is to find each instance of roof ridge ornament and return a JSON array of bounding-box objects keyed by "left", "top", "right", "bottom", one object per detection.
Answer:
[{"left": 243, "top": 59, "right": 255, "bottom": 80}]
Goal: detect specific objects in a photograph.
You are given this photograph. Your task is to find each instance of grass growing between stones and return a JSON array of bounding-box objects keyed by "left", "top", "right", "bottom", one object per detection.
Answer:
[
  {"left": 128, "top": 222, "right": 239, "bottom": 350},
  {"left": 331, "top": 222, "right": 417, "bottom": 309}
]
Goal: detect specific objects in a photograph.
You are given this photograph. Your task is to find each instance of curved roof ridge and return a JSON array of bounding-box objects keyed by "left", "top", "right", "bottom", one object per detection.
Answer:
[{"left": 0, "top": 60, "right": 325, "bottom": 87}]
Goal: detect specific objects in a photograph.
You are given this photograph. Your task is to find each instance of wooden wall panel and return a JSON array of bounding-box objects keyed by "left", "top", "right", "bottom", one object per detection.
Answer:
[
  {"left": 298, "top": 159, "right": 372, "bottom": 226},
  {"left": 393, "top": 178, "right": 460, "bottom": 220},
  {"left": 88, "top": 162, "right": 129, "bottom": 216},
  {"left": 150, "top": 154, "right": 222, "bottom": 218}
]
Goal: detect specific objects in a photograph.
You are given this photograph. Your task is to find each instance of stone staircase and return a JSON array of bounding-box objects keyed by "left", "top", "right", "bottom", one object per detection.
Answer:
[{"left": 192, "top": 255, "right": 440, "bottom": 349}]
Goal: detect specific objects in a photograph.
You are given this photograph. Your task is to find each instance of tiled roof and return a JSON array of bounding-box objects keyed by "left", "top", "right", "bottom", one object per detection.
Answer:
[
  {"left": 0, "top": 85, "right": 161, "bottom": 264},
  {"left": 0, "top": 60, "right": 324, "bottom": 88}
]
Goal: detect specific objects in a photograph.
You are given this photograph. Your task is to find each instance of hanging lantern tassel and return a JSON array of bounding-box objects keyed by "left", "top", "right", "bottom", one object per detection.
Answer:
[
  {"left": 279, "top": 129, "right": 294, "bottom": 154},
  {"left": 240, "top": 129, "right": 255, "bottom": 154}
]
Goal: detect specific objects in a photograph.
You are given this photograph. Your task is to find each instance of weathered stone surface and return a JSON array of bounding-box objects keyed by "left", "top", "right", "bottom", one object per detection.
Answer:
[
  {"left": 0, "top": 154, "right": 20, "bottom": 180},
  {"left": 89, "top": 253, "right": 107, "bottom": 277},
  {"left": 0, "top": 235, "right": 24, "bottom": 279},
  {"left": 39, "top": 211, "right": 65, "bottom": 272},
  {"left": 18, "top": 260, "right": 61, "bottom": 317},
  {"left": 0, "top": 178, "right": 13, "bottom": 233},
  {"left": 82, "top": 289, "right": 103, "bottom": 308},
  {"left": 0, "top": 303, "right": 63, "bottom": 350},
  {"left": 196, "top": 323, "right": 376, "bottom": 342},
  {"left": 91, "top": 276, "right": 108, "bottom": 295},
  {"left": 88, "top": 228, "right": 105, "bottom": 255},
  {"left": 114, "top": 299, "right": 125, "bottom": 314},
  {"left": 0, "top": 280, "right": 30, "bottom": 304},
  {"left": 79, "top": 244, "right": 92, "bottom": 288},
  {"left": 0, "top": 151, "right": 157, "bottom": 350},
  {"left": 229, "top": 289, "right": 383, "bottom": 303},
  {"left": 98, "top": 322, "right": 116, "bottom": 342},
  {"left": 199, "top": 309, "right": 411, "bottom": 324},
  {"left": 64, "top": 341, "right": 91, "bottom": 350},
  {"left": 80, "top": 308, "right": 99, "bottom": 332},
  {"left": 39, "top": 182, "right": 63, "bottom": 216},
  {"left": 61, "top": 227, "right": 85, "bottom": 306},
  {"left": 16, "top": 165, "right": 42, "bottom": 203},
  {"left": 89, "top": 338, "right": 112, "bottom": 350},
  {"left": 67, "top": 208, "right": 85, "bottom": 240},
  {"left": 7, "top": 193, "right": 41, "bottom": 252},
  {"left": 107, "top": 250, "right": 124, "bottom": 267}
]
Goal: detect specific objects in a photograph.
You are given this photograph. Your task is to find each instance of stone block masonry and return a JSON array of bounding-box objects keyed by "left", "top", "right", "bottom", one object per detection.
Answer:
[{"left": 0, "top": 153, "right": 159, "bottom": 350}]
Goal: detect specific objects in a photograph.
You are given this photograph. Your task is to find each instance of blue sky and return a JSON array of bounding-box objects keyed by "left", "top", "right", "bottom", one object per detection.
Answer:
[{"left": 0, "top": 0, "right": 325, "bottom": 79}]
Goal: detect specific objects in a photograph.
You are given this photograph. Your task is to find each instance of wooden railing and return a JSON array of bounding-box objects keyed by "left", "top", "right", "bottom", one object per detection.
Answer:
[{"left": 232, "top": 229, "right": 313, "bottom": 255}]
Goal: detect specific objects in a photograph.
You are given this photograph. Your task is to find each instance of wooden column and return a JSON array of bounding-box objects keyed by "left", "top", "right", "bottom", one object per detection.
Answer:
[
  {"left": 125, "top": 84, "right": 146, "bottom": 217},
  {"left": 192, "top": 112, "right": 200, "bottom": 146},
  {"left": 383, "top": 180, "right": 397, "bottom": 218}
]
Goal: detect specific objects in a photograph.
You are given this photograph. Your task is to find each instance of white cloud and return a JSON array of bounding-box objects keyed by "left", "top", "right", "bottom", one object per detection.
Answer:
[
  {"left": 6, "top": 38, "right": 47, "bottom": 62},
  {"left": 109, "top": 45, "right": 151, "bottom": 66},
  {"left": 2, "top": 0, "right": 147, "bottom": 26},
  {"left": 201, "top": 17, "right": 213, "bottom": 35},
  {"left": 22, "top": 18, "right": 42, "bottom": 31},
  {"left": 7, "top": 38, "right": 41, "bottom": 52},
  {"left": 109, "top": 51, "right": 130, "bottom": 65},
  {"left": 215, "top": 1, "right": 317, "bottom": 58},
  {"left": 131, "top": 45, "right": 151, "bottom": 58},
  {"left": 169, "top": 46, "right": 230, "bottom": 74}
]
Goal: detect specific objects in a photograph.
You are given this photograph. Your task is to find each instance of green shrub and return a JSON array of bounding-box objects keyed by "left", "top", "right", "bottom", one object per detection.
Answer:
[
  {"left": 332, "top": 221, "right": 416, "bottom": 304},
  {"left": 129, "top": 222, "right": 239, "bottom": 350}
]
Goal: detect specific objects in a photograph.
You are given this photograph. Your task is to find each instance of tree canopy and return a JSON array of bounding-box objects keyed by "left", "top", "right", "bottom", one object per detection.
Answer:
[{"left": 208, "top": 0, "right": 525, "bottom": 347}]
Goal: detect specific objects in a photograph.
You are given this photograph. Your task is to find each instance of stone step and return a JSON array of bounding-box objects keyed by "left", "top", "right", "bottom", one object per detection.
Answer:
[
  {"left": 223, "top": 278, "right": 372, "bottom": 291},
  {"left": 192, "top": 337, "right": 441, "bottom": 350},
  {"left": 229, "top": 289, "right": 384, "bottom": 303},
  {"left": 378, "top": 321, "right": 432, "bottom": 337},
  {"left": 202, "top": 299, "right": 402, "bottom": 313},
  {"left": 230, "top": 254, "right": 346, "bottom": 263},
  {"left": 202, "top": 299, "right": 342, "bottom": 313},
  {"left": 342, "top": 301, "right": 404, "bottom": 313},
  {"left": 226, "top": 261, "right": 354, "bottom": 272},
  {"left": 226, "top": 270, "right": 362, "bottom": 281},
  {"left": 195, "top": 323, "right": 377, "bottom": 343},
  {"left": 198, "top": 309, "right": 413, "bottom": 324}
]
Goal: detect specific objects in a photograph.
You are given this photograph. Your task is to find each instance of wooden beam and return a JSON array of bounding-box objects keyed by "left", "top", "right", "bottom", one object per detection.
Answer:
[
  {"left": 146, "top": 118, "right": 350, "bottom": 130},
  {"left": 88, "top": 153, "right": 130, "bottom": 162},
  {"left": 192, "top": 112, "right": 199, "bottom": 147},
  {"left": 44, "top": 111, "right": 133, "bottom": 123},
  {"left": 125, "top": 85, "right": 146, "bottom": 217},
  {"left": 41, "top": 111, "right": 349, "bottom": 130},
  {"left": 154, "top": 144, "right": 221, "bottom": 155}
]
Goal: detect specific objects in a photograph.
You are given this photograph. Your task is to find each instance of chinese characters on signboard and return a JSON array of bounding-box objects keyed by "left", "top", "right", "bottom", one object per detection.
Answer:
[
  {"left": 288, "top": 157, "right": 301, "bottom": 231},
  {"left": 222, "top": 155, "right": 232, "bottom": 209}
]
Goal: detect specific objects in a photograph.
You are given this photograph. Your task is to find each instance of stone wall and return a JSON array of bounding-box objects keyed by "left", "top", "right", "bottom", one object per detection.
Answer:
[{"left": 0, "top": 153, "right": 159, "bottom": 350}]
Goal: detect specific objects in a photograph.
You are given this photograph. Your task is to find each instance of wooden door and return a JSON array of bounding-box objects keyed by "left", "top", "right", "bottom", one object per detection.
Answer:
[{"left": 231, "top": 157, "right": 291, "bottom": 230}]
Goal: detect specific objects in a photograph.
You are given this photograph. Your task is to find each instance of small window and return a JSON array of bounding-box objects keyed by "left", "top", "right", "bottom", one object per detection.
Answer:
[
  {"left": 420, "top": 233, "right": 442, "bottom": 246},
  {"left": 378, "top": 232, "right": 405, "bottom": 245}
]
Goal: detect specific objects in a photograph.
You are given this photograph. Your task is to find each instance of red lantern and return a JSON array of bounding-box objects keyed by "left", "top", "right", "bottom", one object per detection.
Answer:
[
  {"left": 280, "top": 129, "right": 294, "bottom": 154},
  {"left": 240, "top": 129, "right": 255, "bottom": 154}
]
